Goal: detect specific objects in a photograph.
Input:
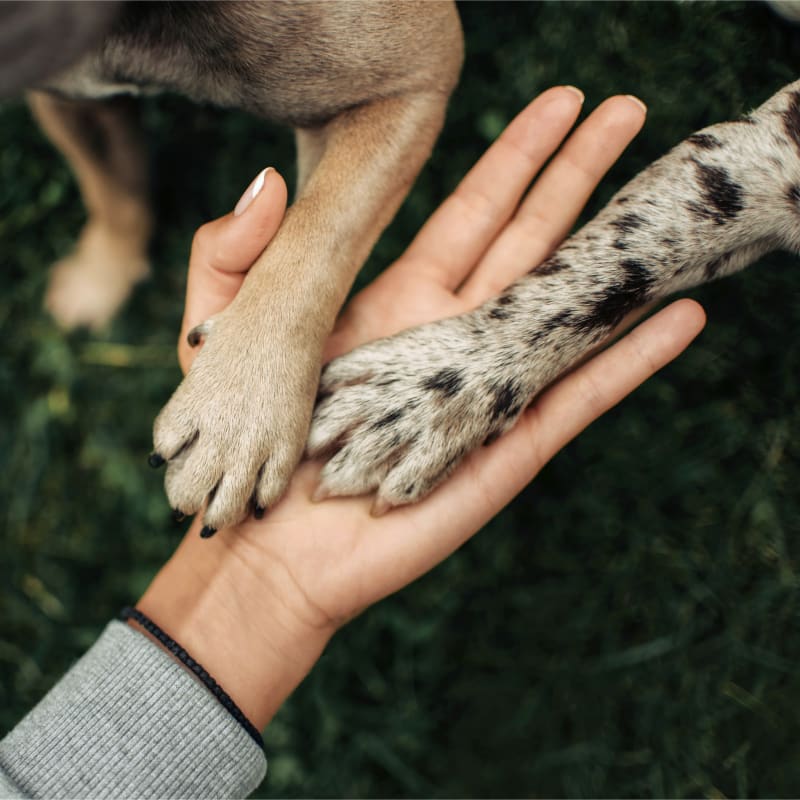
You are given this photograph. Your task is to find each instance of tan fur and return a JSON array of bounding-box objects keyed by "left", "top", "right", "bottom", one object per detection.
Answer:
[
  {"left": 31, "top": 1, "right": 464, "bottom": 528},
  {"left": 28, "top": 92, "right": 152, "bottom": 329}
]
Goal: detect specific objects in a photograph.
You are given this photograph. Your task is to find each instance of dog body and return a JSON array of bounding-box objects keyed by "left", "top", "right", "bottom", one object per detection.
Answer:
[
  {"left": 31, "top": 1, "right": 463, "bottom": 530},
  {"left": 40, "top": 3, "right": 460, "bottom": 128}
]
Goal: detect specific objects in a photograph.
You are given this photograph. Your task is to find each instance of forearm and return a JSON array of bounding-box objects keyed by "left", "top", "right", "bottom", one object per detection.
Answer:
[
  {"left": 137, "top": 516, "right": 335, "bottom": 730},
  {"left": 0, "top": 517, "right": 332, "bottom": 799}
]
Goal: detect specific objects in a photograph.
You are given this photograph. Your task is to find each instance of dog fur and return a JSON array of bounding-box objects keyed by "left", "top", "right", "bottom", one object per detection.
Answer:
[
  {"left": 32, "top": 4, "right": 800, "bottom": 525},
  {"left": 30, "top": 1, "right": 463, "bottom": 531},
  {"left": 308, "top": 81, "right": 800, "bottom": 509}
]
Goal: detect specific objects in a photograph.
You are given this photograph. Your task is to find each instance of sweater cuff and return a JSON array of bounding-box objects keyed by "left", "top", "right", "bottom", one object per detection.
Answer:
[{"left": 0, "top": 620, "right": 266, "bottom": 799}]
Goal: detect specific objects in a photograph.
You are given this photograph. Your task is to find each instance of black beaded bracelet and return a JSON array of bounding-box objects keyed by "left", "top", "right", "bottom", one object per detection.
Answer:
[{"left": 119, "top": 606, "right": 263, "bottom": 750}]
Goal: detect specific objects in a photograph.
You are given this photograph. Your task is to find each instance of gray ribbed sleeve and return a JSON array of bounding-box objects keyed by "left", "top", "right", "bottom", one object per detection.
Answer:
[{"left": 0, "top": 621, "right": 266, "bottom": 798}]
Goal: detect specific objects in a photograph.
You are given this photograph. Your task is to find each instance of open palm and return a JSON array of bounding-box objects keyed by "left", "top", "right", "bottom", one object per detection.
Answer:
[{"left": 144, "top": 88, "right": 705, "bottom": 727}]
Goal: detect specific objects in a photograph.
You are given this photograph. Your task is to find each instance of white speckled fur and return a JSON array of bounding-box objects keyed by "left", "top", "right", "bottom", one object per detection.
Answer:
[{"left": 309, "top": 80, "right": 800, "bottom": 510}]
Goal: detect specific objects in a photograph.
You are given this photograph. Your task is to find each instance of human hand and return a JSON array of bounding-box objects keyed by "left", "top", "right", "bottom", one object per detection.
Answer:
[
  {"left": 139, "top": 87, "right": 706, "bottom": 729},
  {"left": 177, "top": 166, "right": 288, "bottom": 374}
]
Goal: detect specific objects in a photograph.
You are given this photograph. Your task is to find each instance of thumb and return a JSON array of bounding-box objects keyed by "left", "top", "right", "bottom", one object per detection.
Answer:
[{"left": 179, "top": 167, "right": 288, "bottom": 372}]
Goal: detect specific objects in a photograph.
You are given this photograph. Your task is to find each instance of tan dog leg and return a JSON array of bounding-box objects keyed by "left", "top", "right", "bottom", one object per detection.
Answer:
[
  {"left": 154, "top": 91, "right": 450, "bottom": 531},
  {"left": 28, "top": 91, "right": 152, "bottom": 330}
]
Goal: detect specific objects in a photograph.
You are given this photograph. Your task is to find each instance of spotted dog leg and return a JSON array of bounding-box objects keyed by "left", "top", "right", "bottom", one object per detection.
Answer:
[{"left": 308, "top": 80, "right": 800, "bottom": 511}]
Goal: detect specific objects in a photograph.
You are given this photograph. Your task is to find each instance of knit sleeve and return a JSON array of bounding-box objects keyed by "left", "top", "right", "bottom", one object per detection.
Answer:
[{"left": 0, "top": 621, "right": 266, "bottom": 798}]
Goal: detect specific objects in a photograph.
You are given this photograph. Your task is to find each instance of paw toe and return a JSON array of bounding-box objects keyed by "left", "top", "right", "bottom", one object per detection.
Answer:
[
  {"left": 307, "top": 386, "right": 373, "bottom": 457},
  {"left": 376, "top": 437, "right": 469, "bottom": 509},
  {"left": 202, "top": 467, "right": 257, "bottom": 530},
  {"left": 164, "top": 445, "right": 223, "bottom": 517},
  {"left": 318, "top": 350, "right": 378, "bottom": 390},
  {"left": 153, "top": 409, "right": 198, "bottom": 463},
  {"left": 317, "top": 446, "right": 386, "bottom": 499},
  {"left": 252, "top": 449, "right": 298, "bottom": 510}
]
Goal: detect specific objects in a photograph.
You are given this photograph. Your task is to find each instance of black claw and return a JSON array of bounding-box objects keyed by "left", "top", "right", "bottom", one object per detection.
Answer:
[
  {"left": 253, "top": 505, "right": 265, "bottom": 520},
  {"left": 200, "top": 525, "right": 217, "bottom": 539},
  {"left": 148, "top": 452, "right": 165, "bottom": 468},
  {"left": 187, "top": 326, "right": 205, "bottom": 347},
  {"left": 172, "top": 509, "right": 186, "bottom": 523}
]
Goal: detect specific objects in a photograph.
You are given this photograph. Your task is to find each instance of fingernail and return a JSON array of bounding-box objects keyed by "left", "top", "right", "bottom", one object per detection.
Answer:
[
  {"left": 253, "top": 505, "right": 265, "bottom": 520},
  {"left": 234, "top": 167, "right": 272, "bottom": 217},
  {"left": 563, "top": 85, "right": 584, "bottom": 104},
  {"left": 200, "top": 525, "right": 217, "bottom": 539},
  {"left": 148, "top": 452, "right": 165, "bottom": 468},
  {"left": 625, "top": 95, "right": 647, "bottom": 115}
]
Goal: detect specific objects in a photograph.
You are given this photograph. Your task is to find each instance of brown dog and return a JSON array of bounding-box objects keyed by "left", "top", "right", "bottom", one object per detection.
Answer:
[{"left": 29, "top": 1, "right": 463, "bottom": 534}]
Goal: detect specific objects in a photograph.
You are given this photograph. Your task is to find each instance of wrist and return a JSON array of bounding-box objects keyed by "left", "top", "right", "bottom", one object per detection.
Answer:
[{"left": 137, "top": 517, "right": 334, "bottom": 729}]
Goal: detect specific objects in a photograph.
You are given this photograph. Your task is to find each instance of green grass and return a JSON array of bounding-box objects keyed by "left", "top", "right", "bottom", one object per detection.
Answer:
[{"left": 3, "top": 2, "right": 800, "bottom": 797}]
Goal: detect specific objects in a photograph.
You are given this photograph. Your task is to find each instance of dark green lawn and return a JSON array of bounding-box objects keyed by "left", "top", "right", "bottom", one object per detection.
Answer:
[{"left": 2, "top": 2, "right": 800, "bottom": 797}]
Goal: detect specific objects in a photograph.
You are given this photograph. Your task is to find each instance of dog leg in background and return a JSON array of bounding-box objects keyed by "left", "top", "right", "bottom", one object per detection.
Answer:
[
  {"left": 28, "top": 92, "right": 151, "bottom": 330},
  {"left": 309, "top": 80, "right": 800, "bottom": 510},
  {"left": 154, "top": 90, "right": 453, "bottom": 530}
]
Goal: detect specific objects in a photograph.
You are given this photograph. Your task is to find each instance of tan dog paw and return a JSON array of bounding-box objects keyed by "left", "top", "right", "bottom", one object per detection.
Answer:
[{"left": 152, "top": 303, "right": 323, "bottom": 533}]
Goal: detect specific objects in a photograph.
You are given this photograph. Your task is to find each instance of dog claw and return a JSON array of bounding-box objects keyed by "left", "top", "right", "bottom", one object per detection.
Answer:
[
  {"left": 311, "top": 484, "right": 331, "bottom": 503},
  {"left": 199, "top": 525, "right": 217, "bottom": 539},
  {"left": 148, "top": 452, "right": 165, "bottom": 468},
  {"left": 370, "top": 496, "right": 392, "bottom": 517},
  {"left": 187, "top": 320, "right": 212, "bottom": 348},
  {"left": 172, "top": 509, "right": 186, "bottom": 523},
  {"left": 253, "top": 505, "right": 265, "bottom": 520}
]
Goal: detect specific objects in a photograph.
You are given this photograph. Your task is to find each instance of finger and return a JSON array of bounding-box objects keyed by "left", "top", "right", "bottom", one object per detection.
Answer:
[
  {"left": 399, "top": 86, "right": 585, "bottom": 291},
  {"left": 458, "top": 94, "right": 647, "bottom": 305},
  {"left": 178, "top": 167, "right": 288, "bottom": 372}
]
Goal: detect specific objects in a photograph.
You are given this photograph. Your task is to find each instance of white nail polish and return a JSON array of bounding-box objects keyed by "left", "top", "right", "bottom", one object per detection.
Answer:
[
  {"left": 563, "top": 85, "right": 585, "bottom": 104},
  {"left": 234, "top": 167, "right": 272, "bottom": 216},
  {"left": 625, "top": 95, "right": 648, "bottom": 115}
]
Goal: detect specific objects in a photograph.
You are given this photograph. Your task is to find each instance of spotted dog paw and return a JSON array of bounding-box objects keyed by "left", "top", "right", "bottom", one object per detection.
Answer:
[
  {"left": 308, "top": 80, "right": 800, "bottom": 513},
  {"left": 152, "top": 303, "right": 323, "bottom": 533},
  {"left": 307, "top": 311, "right": 530, "bottom": 512}
]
